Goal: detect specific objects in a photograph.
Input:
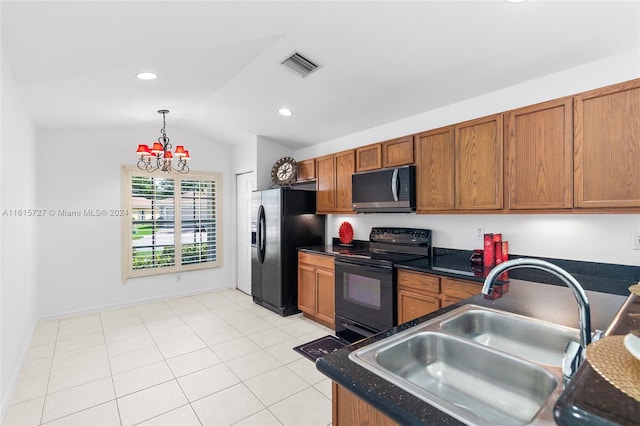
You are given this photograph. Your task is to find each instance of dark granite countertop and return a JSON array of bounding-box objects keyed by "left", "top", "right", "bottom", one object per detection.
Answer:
[
  {"left": 554, "top": 294, "right": 640, "bottom": 425},
  {"left": 316, "top": 280, "right": 629, "bottom": 425}
]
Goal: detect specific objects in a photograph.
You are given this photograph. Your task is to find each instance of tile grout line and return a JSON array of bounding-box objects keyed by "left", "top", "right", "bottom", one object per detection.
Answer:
[
  {"left": 38, "top": 320, "right": 61, "bottom": 426},
  {"left": 100, "top": 310, "right": 124, "bottom": 426},
  {"left": 164, "top": 295, "right": 206, "bottom": 426},
  {"left": 13, "top": 290, "right": 332, "bottom": 426}
]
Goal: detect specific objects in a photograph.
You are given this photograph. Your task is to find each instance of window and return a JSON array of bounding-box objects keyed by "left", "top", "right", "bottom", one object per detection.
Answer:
[{"left": 121, "top": 166, "right": 222, "bottom": 280}]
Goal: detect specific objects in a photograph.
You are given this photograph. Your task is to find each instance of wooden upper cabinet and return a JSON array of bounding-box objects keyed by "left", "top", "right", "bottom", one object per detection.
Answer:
[
  {"left": 356, "top": 144, "right": 382, "bottom": 172},
  {"left": 335, "top": 150, "right": 356, "bottom": 212},
  {"left": 316, "top": 154, "right": 336, "bottom": 213},
  {"left": 296, "top": 158, "right": 316, "bottom": 183},
  {"left": 382, "top": 136, "right": 414, "bottom": 167},
  {"left": 455, "top": 114, "right": 504, "bottom": 210},
  {"left": 574, "top": 79, "right": 640, "bottom": 208},
  {"left": 505, "top": 97, "right": 573, "bottom": 210},
  {"left": 356, "top": 136, "right": 414, "bottom": 172},
  {"left": 415, "top": 126, "right": 455, "bottom": 211},
  {"left": 316, "top": 150, "right": 355, "bottom": 213}
]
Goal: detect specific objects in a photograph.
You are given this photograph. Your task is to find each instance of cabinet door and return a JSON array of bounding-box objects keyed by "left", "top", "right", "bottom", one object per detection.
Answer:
[
  {"left": 296, "top": 158, "right": 316, "bottom": 182},
  {"left": 398, "top": 289, "right": 440, "bottom": 324},
  {"left": 334, "top": 150, "right": 355, "bottom": 212},
  {"left": 506, "top": 98, "right": 573, "bottom": 210},
  {"left": 574, "top": 79, "right": 640, "bottom": 208},
  {"left": 356, "top": 144, "right": 382, "bottom": 172},
  {"left": 297, "top": 264, "right": 317, "bottom": 316},
  {"left": 316, "top": 154, "right": 336, "bottom": 213},
  {"left": 455, "top": 114, "right": 503, "bottom": 210},
  {"left": 333, "top": 383, "right": 399, "bottom": 426},
  {"left": 414, "top": 126, "right": 455, "bottom": 211},
  {"left": 382, "top": 136, "right": 414, "bottom": 167},
  {"left": 316, "top": 269, "right": 335, "bottom": 329}
]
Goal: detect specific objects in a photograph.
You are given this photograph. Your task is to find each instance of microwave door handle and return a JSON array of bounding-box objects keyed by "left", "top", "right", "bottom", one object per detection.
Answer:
[{"left": 391, "top": 168, "right": 399, "bottom": 202}]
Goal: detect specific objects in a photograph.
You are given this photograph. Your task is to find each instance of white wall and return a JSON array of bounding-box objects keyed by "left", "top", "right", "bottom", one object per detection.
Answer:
[
  {"left": 232, "top": 139, "right": 257, "bottom": 175},
  {"left": 328, "top": 214, "right": 640, "bottom": 266},
  {"left": 35, "top": 127, "right": 234, "bottom": 317},
  {"left": 255, "top": 136, "right": 293, "bottom": 190},
  {"left": 0, "top": 55, "right": 39, "bottom": 415},
  {"left": 295, "top": 49, "right": 640, "bottom": 267}
]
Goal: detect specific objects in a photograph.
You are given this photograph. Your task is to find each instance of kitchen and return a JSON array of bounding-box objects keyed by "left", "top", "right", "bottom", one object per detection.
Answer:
[
  {"left": 2, "top": 1, "right": 640, "bottom": 425},
  {"left": 251, "top": 75, "right": 640, "bottom": 424}
]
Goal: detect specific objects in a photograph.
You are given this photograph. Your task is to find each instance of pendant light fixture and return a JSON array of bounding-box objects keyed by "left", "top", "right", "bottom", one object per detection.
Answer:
[{"left": 136, "top": 110, "right": 190, "bottom": 174}]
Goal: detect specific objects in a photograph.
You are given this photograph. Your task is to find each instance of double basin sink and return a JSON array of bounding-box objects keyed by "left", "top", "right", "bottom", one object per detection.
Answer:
[{"left": 349, "top": 304, "right": 581, "bottom": 425}]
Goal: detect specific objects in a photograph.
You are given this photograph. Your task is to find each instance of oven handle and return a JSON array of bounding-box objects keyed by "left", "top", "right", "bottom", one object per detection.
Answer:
[
  {"left": 334, "top": 260, "right": 392, "bottom": 273},
  {"left": 339, "top": 319, "right": 377, "bottom": 338}
]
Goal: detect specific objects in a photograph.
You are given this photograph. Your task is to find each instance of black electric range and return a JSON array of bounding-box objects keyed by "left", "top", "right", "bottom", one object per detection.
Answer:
[{"left": 334, "top": 227, "right": 431, "bottom": 342}]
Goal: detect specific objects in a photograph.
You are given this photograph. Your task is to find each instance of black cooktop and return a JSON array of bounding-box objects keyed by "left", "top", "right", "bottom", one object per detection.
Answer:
[{"left": 334, "top": 227, "right": 431, "bottom": 267}]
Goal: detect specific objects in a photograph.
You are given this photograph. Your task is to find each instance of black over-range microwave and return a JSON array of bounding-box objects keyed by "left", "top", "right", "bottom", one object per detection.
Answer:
[{"left": 352, "top": 165, "right": 416, "bottom": 213}]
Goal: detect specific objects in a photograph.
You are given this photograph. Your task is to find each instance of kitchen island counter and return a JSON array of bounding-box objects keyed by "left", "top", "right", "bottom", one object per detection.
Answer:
[{"left": 316, "top": 278, "right": 628, "bottom": 425}]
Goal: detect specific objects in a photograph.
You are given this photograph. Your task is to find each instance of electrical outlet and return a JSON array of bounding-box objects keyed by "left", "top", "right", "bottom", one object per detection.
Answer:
[
  {"left": 632, "top": 232, "right": 640, "bottom": 250},
  {"left": 475, "top": 227, "right": 485, "bottom": 240}
]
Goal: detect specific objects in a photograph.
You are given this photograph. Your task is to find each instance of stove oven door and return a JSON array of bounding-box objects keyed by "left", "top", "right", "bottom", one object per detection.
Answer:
[{"left": 334, "top": 259, "right": 396, "bottom": 342}]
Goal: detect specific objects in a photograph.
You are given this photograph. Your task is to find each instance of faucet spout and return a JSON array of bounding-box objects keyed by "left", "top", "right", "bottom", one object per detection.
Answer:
[{"left": 483, "top": 258, "right": 592, "bottom": 358}]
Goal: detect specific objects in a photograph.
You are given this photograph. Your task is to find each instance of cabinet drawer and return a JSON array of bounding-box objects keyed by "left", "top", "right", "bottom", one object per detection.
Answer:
[
  {"left": 397, "top": 270, "right": 440, "bottom": 294},
  {"left": 298, "top": 251, "right": 335, "bottom": 270},
  {"left": 441, "top": 277, "right": 482, "bottom": 300}
]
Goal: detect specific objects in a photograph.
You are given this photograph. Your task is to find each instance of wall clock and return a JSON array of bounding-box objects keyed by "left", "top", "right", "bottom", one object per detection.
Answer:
[{"left": 271, "top": 157, "right": 297, "bottom": 186}]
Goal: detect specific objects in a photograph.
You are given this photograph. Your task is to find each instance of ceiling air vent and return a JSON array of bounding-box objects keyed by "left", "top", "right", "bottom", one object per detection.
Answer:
[{"left": 281, "top": 52, "right": 320, "bottom": 78}]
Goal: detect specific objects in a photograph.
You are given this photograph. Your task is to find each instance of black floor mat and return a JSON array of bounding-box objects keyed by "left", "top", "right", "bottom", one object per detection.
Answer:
[{"left": 293, "top": 335, "right": 347, "bottom": 362}]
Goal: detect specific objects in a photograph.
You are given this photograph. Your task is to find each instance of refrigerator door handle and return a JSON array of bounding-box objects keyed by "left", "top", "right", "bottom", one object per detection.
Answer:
[{"left": 257, "top": 204, "right": 266, "bottom": 264}]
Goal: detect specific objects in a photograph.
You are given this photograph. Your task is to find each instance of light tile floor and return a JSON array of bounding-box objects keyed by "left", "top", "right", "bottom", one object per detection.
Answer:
[{"left": 3, "top": 289, "right": 334, "bottom": 426}]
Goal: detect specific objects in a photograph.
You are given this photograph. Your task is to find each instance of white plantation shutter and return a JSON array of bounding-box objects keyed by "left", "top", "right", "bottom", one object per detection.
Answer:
[
  {"left": 180, "top": 178, "right": 217, "bottom": 266},
  {"left": 122, "top": 167, "right": 222, "bottom": 280},
  {"left": 131, "top": 176, "right": 176, "bottom": 270}
]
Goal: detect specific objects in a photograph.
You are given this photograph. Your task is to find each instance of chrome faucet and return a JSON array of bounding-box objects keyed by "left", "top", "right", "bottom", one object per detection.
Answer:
[{"left": 482, "top": 258, "right": 592, "bottom": 379}]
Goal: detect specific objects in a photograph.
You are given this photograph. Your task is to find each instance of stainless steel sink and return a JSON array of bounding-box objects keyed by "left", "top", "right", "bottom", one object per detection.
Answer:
[
  {"left": 349, "top": 305, "right": 572, "bottom": 425},
  {"left": 440, "top": 306, "right": 580, "bottom": 367}
]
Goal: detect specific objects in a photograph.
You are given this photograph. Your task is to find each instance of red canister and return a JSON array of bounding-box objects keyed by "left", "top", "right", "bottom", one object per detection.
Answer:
[{"left": 483, "top": 234, "right": 494, "bottom": 268}]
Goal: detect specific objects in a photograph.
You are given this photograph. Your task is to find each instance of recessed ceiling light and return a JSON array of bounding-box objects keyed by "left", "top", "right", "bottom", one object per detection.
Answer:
[
  {"left": 278, "top": 108, "right": 293, "bottom": 117},
  {"left": 505, "top": 0, "right": 527, "bottom": 3},
  {"left": 136, "top": 72, "right": 158, "bottom": 80}
]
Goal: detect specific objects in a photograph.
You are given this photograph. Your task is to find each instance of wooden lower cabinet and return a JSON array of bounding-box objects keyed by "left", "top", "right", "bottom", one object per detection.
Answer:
[
  {"left": 333, "top": 382, "right": 399, "bottom": 426},
  {"left": 397, "top": 269, "right": 482, "bottom": 323},
  {"left": 298, "top": 252, "right": 335, "bottom": 329}
]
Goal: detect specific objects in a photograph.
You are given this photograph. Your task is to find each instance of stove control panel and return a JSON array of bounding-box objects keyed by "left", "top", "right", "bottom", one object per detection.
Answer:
[{"left": 369, "top": 227, "right": 431, "bottom": 246}]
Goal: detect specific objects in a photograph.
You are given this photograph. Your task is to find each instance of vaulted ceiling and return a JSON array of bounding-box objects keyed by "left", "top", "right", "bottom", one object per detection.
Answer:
[{"left": 3, "top": 1, "right": 639, "bottom": 149}]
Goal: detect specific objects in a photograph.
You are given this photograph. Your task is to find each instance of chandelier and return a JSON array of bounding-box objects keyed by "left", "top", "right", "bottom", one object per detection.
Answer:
[{"left": 136, "top": 110, "right": 190, "bottom": 174}]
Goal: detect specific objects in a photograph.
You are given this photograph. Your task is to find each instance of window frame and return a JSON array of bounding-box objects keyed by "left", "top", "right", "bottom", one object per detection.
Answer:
[{"left": 121, "top": 165, "right": 222, "bottom": 281}]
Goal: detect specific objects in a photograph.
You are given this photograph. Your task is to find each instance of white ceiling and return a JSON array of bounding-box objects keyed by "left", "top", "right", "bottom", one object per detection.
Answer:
[{"left": 2, "top": 1, "right": 639, "bottom": 149}]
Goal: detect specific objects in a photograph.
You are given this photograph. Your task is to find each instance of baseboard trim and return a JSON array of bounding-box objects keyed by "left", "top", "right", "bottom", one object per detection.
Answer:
[{"left": 39, "top": 284, "right": 234, "bottom": 321}]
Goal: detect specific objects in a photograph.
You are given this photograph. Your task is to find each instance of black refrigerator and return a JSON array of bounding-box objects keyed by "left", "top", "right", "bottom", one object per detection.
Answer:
[{"left": 251, "top": 188, "right": 326, "bottom": 316}]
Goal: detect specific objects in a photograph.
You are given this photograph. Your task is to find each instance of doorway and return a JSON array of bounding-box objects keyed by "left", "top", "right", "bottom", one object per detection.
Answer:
[{"left": 236, "top": 171, "right": 255, "bottom": 294}]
